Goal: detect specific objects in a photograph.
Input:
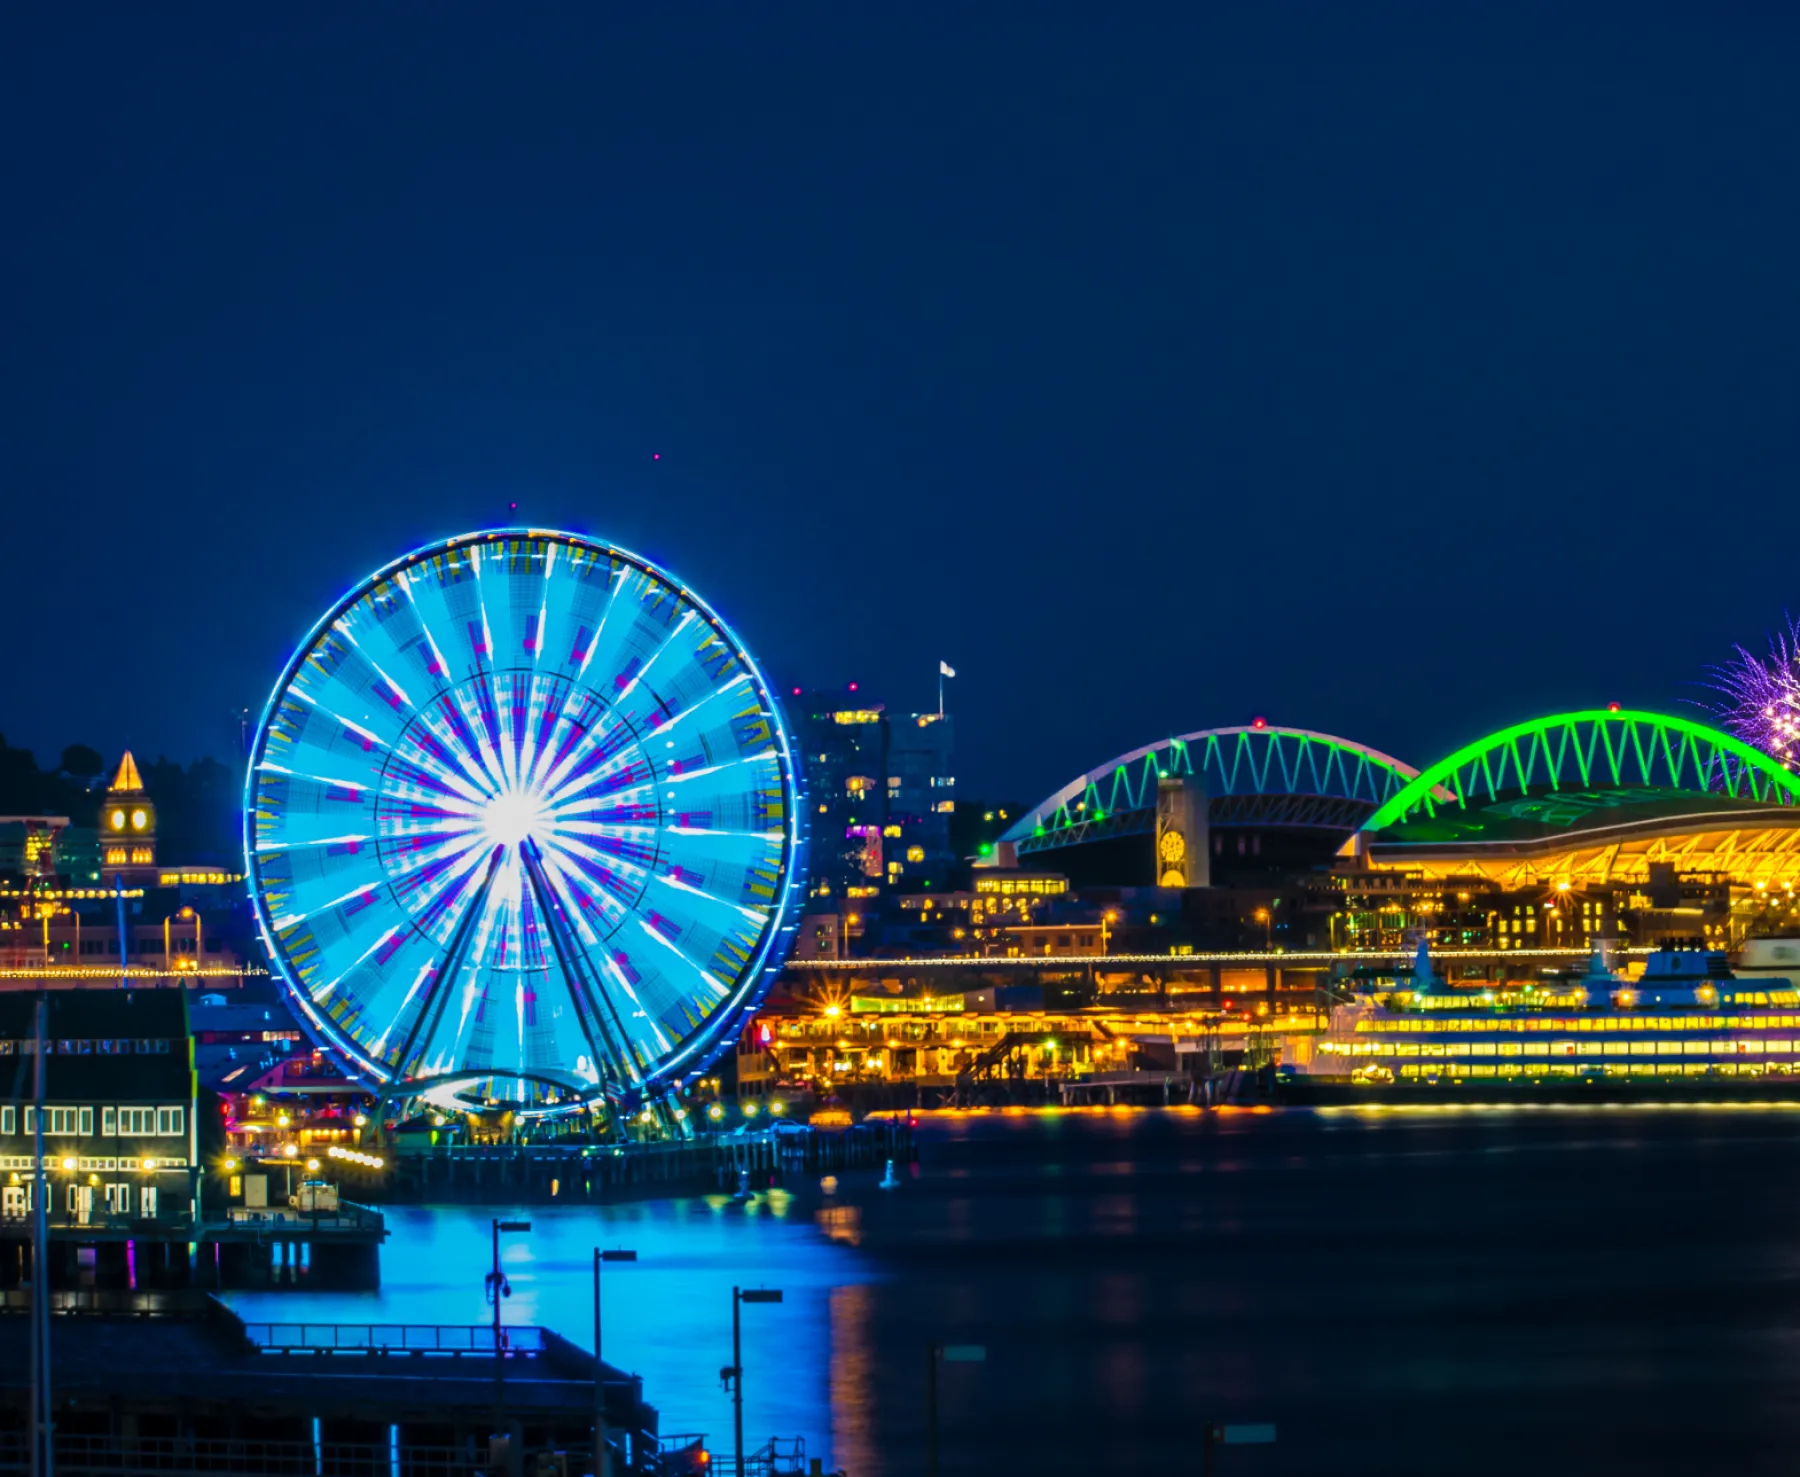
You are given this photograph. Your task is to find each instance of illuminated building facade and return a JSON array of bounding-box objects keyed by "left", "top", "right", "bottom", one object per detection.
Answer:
[
  {"left": 0, "top": 990, "right": 201, "bottom": 1228},
  {"left": 0, "top": 889, "right": 246, "bottom": 979},
  {"left": 0, "top": 816, "right": 100, "bottom": 885},
  {"left": 786, "top": 688, "right": 956, "bottom": 900},
  {"left": 787, "top": 690, "right": 889, "bottom": 902},
  {"left": 884, "top": 872, "right": 1073, "bottom": 955},
  {"left": 737, "top": 983, "right": 1314, "bottom": 1099},
  {"left": 885, "top": 710, "right": 955, "bottom": 887}
]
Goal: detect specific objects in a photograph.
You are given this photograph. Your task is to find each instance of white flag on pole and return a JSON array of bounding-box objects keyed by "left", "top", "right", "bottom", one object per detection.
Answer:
[{"left": 939, "top": 661, "right": 956, "bottom": 678}]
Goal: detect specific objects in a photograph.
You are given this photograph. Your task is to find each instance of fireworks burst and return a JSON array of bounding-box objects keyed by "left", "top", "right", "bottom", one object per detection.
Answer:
[{"left": 1705, "top": 615, "right": 1800, "bottom": 769}]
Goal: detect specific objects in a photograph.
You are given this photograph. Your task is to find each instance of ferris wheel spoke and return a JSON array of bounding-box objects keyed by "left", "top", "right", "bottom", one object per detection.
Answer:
[
  {"left": 611, "top": 611, "right": 698, "bottom": 709},
  {"left": 534, "top": 839, "right": 637, "bottom": 932},
  {"left": 520, "top": 838, "right": 643, "bottom": 1088},
  {"left": 532, "top": 708, "right": 641, "bottom": 806},
  {"left": 384, "top": 734, "right": 494, "bottom": 811}
]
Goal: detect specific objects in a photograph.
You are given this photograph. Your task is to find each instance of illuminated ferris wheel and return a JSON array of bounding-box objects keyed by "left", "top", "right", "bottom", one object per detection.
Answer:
[{"left": 244, "top": 530, "right": 803, "bottom": 1119}]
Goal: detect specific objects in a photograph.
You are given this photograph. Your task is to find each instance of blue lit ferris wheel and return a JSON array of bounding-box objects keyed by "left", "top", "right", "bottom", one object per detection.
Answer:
[{"left": 244, "top": 530, "right": 804, "bottom": 1120}]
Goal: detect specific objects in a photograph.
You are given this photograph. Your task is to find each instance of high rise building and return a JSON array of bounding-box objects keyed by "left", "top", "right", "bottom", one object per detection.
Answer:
[
  {"left": 885, "top": 710, "right": 955, "bottom": 888},
  {"left": 787, "top": 689, "right": 888, "bottom": 903},
  {"left": 785, "top": 687, "right": 957, "bottom": 901}
]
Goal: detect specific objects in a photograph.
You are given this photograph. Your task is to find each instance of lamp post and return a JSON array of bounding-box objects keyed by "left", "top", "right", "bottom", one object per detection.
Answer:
[
  {"left": 489, "top": 1219, "right": 532, "bottom": 1438},
  {"left": 163, "top": 906, "right": 198, "bottom": 973},
  {"left": 726, "top": 1287, "right": 783, "bottom": 1477},
  {"left": 592, "top": 1248, "right": 637, "bottom": 1477},
  {"left": 29, "top": 993, "right": 51, "bottom": 1477}
]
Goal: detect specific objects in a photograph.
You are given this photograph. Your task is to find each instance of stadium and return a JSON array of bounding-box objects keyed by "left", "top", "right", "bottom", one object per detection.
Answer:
[{"left": 998, "top": 708, "right": 1800, "bottom": 952}]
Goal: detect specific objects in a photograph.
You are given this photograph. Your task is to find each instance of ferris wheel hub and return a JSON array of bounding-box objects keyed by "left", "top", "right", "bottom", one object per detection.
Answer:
[{"left": 481, "top": 786, "right": 552, "bottom": 849}]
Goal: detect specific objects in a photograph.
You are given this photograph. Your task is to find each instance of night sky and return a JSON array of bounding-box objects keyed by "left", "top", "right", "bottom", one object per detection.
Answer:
[{"left": 5, "top": 6, "right": 1797, "bottom": 805}]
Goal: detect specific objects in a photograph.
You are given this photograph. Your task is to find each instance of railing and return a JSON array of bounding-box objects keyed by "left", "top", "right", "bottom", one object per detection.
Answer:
[
  {"left": 224, "top": 1200, "right": 385, "bottom": 1232},
  {"left": 241, "top": 1321, "right": 548, "bottom": 1356},
  {"left": 746, "top": 1437, "right": 811, "bottom": 1477},
  {"left": 0, "top": 1287, "right": 214, "bottom": 1316},
  {"left": 0, "top": 1204, "right": 384, "bottom": 1237},
  {"left": 0, "top": 1433, "right": 491, "bottom": 1477},
  {"left": 652, "top": 1435, "right": 713, "bottom": 1476},
  {"left": 0, "top": 1212, "right": 195, "bottom": 1234}
]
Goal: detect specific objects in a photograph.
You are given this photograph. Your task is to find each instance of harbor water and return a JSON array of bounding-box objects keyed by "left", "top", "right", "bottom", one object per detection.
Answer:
[{"left": 229, "top": 1105, "right": 1800, "bottom": 1474}]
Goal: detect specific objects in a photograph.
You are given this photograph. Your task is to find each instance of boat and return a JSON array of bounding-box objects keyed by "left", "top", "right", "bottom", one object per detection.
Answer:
[{"left": 1285, "top": 939, "right": 1800, "bottom": 1095}]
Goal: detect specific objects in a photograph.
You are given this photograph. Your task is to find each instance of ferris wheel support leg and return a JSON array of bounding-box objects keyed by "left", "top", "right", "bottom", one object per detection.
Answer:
[
  {"left": 520, "top": 838, "right": 643, "bottom": 1109},
  {"left": 380, "top": 845, "right": 507, "bottom": 1113},
  {"left": 657, "top": 1092, "right": 696, "bottom": 1141}
]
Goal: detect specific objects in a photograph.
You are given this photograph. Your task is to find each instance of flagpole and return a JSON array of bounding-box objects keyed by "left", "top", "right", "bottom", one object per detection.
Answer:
[{"left": 938, "top": 667, "right": 943, "bottom": 719}]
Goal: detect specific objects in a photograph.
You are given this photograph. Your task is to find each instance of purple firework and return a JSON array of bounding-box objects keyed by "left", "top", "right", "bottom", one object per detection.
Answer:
[{"left": 1706, "top": 615, "right": 1800, "bottom": 769}]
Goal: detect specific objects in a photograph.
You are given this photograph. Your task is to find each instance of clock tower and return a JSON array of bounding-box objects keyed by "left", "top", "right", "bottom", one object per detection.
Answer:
[
  {"left": 1154, "top": 774, "right": 1209, "bottom": 889},
  {"left": 100, "top": 751, "right": 157, "bottom": 882}
]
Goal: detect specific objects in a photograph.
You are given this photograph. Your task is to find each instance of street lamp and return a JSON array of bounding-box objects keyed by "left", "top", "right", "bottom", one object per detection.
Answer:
[
  {"left": 725, "top": 1287, "right": 783, "bottom": 1477},
  {"left": 163, "top": 905, "right": 199, "bottom": 972},
  {"left": 489, "top": 1218, "right": 532, "bottom": 1435},
  {"left": 593, "top": 1248, "right": 638, "bottom": 1477},
  {"left": 1101, "top": 911, "right": 1118, "bottom": 956}
]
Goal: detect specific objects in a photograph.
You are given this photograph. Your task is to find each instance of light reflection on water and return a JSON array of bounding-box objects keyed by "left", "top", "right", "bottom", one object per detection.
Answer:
[
  {"left": 224, "top": 1187, "right": 874, "bottom": 1466},
  {"left": 215, "top": 1106, "right": 1800, "bottom": 1476}
]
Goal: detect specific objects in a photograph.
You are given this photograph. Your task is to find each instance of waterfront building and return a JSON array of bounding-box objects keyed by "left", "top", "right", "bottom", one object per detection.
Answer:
[
  {"left": 0, "top": 990, "right": 202, "bottom": 1229},
  {"left": 736, "top": 981, "right": 1315, "bottom": 1099},
  {"left": 0, "top": 880, "right": 249, "bottom": 982},
  {"left": 0, "top": 747, "right": 247, "bottom": 984},
  {"left": 883, "top": 871, "right": 1072, "bottom": 954},
  {"left": 189, "top": 984, "right": 309, "bottom": 1095}
]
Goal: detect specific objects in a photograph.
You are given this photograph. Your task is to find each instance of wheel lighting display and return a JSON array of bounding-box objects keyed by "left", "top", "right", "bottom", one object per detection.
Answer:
[{"left": 245, "top": 530, "right": 802, "bottom": 1116}]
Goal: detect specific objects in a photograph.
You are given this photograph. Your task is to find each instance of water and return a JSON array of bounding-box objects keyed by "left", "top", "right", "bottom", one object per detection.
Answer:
[{"left": 231, "top": 1105, "right": 1800, "bottom": 1474}]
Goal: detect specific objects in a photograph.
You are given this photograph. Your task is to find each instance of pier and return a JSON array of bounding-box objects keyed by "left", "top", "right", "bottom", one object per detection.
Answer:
[
  {"left": 0, "top": 1291, "right": 672, "bottom": 1477},
  {"left": 0, "top": 1202, "right": 386, "bottom": 1290},
  {"left": 368, "top": 1121, "right": 916, "bottom": 1206}
]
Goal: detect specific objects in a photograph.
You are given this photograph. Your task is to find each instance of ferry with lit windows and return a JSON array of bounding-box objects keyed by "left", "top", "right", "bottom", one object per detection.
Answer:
[{"left": 1284, "top": 940, "right": 1800, "bottom": 1100}]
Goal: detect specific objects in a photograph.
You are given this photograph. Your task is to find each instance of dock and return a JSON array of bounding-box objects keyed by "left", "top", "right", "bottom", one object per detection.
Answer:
[
  {"left": 0, "top": 1202, "right": 386, "bottom": 1290},
  {"left": 369, "top": 1121, "right": 915, "bottom": 1206},
  {"left": 0, "top": 1290, "right": 672, "bottom": 1477}
]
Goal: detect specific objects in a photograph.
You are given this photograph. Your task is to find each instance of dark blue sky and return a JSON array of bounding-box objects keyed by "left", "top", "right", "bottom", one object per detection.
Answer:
[{"left": 4, "top": 5, "right": 1796, "bottom": 804}]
